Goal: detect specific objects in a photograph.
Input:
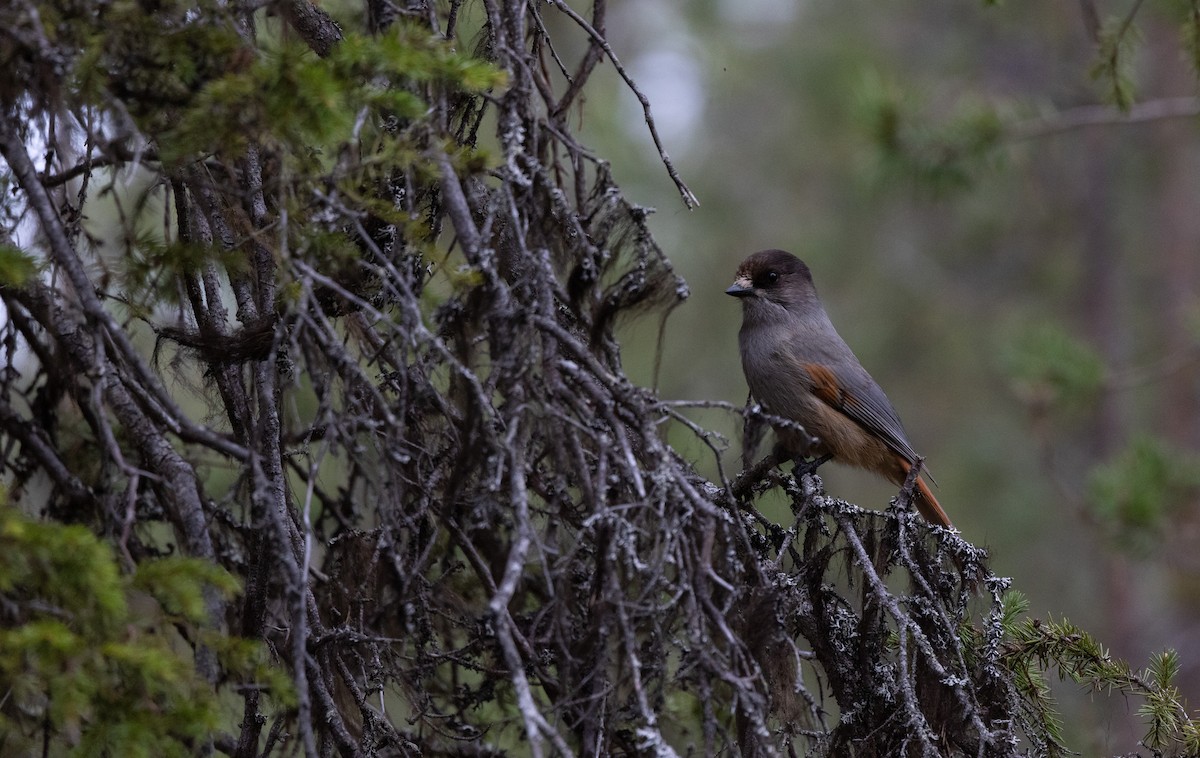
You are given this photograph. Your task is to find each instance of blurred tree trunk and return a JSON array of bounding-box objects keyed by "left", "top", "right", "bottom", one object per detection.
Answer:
[
  {"left": 1146, "top": 17, "right": 1200, "bottom": 702},
  {"left": 1078, "top": 128, "right": 1136, "bottom": 660}
]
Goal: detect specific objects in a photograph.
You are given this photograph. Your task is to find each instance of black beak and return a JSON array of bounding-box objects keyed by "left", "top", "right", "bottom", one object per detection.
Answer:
[{"left": 725, "top": 283, "right": 753, "bottom": 298}]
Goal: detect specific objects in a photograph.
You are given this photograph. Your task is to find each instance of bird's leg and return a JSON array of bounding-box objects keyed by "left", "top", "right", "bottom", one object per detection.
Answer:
[
  {"left": 791, "top": 453, "right": 833, "bottom": 478},
  {"left": 729, "top": 449, "right": 784, "bottom": 499},
  {"left": 729, "top": 445, "right": 832, "bottom": 501}
]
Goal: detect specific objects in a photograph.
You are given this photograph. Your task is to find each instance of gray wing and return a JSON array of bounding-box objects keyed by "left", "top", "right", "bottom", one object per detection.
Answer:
[{"left": 799, "top": 360, "right": 921, "bottom": 464}]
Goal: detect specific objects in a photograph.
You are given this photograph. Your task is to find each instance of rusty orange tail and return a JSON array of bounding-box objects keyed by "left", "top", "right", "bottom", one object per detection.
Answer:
[{"left": 914, "top": 475, "right": 952, "bottom": 528}]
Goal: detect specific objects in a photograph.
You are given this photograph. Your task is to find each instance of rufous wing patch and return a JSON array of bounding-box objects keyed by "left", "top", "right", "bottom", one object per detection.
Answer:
[{"left": 803, "top": 363, "right": 848, "bottom": 409}]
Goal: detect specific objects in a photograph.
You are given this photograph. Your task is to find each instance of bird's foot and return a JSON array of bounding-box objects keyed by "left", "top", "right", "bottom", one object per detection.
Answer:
[{"left": 791, "top": 453, "right": 832, "bottom": 478}]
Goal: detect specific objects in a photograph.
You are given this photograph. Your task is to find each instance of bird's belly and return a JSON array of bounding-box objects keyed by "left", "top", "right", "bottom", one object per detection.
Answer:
[{"left": 745, "top": 355, "right": 898, "bottom": 477}]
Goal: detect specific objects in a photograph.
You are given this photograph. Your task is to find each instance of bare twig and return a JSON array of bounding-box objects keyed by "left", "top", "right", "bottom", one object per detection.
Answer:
[
  {"left": 1010, "top": 97, "right": 1200, "bottom": 141},
  {"left": 547, "top": 0, "right": 699, "bottom": 209}
]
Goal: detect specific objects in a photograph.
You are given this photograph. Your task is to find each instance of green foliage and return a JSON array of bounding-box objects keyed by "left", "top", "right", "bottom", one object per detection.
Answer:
[
  {"left": 0, "top": 508, "right": 128, "bottom": 631},
  {"left": 1005, "top": 613, "right": 1127, "bottom": 693},
  {"left": 0, "top": 245, "right": 39, "bottom": 287},
  {"left": 1091, "top": 15, "right": 1141, "bottom": 111},
  {"left": 161, "top": 27, "right": 505, "bottom": 165},
  {"left": 0, "top": 504, "right": 285, "bottom": 755},
  {"left": 131, "top": 557, "right": 241, "bottom": 622},
  {"left": 1006, "top": 323, "right": 1106, "bottom": 414},
  {"left": 855, "top": 71, "right": 1004, "bottom": 193},
  {"left": 1140, "top": 649, "right": 1187, "bottom": 751},
  {"left": 997, "top": 586, "right": 1031, "bottom": 629},
  {"left": 1087, "top": 435, "right": 1200, "bottom": 552},
  {"left": 980, "top": 590, "right": 1068, "bottom": 753},
  {"left": 59, "top": 0, "right": 244, "bottom": 123},
  {"left": 996, "top": 599, "right": 1200, "bottom": 757}
]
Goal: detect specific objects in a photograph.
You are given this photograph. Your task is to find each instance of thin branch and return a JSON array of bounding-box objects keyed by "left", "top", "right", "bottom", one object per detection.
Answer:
[
  {"left": 0, "top": 399, "right": 91, "bottom": 502},
  {"left": 1010, "top": 97, "right": 1200, "bottom": 140},
  {"left": 547, "top": 0, "right": 699, "bottom": 209}
]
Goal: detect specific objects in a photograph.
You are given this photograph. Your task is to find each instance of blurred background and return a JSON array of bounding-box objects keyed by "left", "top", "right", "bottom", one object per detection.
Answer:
[{"left": 556, "top": 0, "right": 1200, "bottom": 749}]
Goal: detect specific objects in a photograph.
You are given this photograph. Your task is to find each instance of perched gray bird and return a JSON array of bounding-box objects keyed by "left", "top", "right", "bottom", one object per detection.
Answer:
[{"left": 727, "top": 249, "right": 951, "bottom": 527}]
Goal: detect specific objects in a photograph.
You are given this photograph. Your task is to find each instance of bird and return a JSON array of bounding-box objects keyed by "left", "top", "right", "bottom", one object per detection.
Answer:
[{"left": 726, "top": 249, "right": 952, "bottom": 528}]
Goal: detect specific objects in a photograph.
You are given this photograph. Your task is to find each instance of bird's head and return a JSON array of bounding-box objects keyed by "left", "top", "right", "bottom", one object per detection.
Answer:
[{"left": 726, "top": 249, "right": 819, "bottom": 314}]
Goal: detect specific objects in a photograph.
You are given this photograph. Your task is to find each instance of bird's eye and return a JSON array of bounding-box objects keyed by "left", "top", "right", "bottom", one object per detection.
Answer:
[{"left": 765, "top": 271, "right": 779, "bottom": 284}]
